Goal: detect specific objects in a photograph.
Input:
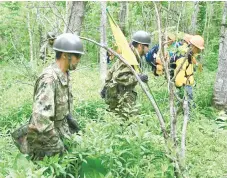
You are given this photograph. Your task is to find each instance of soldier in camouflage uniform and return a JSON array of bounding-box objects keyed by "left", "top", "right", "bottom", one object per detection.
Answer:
[
  {"left": 101, "top": 31, "right": 151, "bottom": 118},
  {"left": 12, "top": 33, "right": 84, "bottom": 159},
  {"left": 40, "top": 32, "right": 56, "bottom": 64}
]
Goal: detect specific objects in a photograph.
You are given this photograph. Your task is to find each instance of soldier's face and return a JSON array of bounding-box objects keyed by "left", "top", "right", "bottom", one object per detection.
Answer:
[
  {"left": 49, "top": 39, "right": 54, "bottom": 45},
  {"left": 68, "top": 54, "right": 81, "bottom": 70},
  {"left": 143, "top": 45, "right": 149, "bottom": 55},
  {"left": 138, "top": 44, "right": 149, "bottom": 56}
]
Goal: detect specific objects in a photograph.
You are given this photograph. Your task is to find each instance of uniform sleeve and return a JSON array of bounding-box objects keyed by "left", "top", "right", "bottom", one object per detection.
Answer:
[
  {"left": 112, "top": 60, "right": 138, "bottom": 86},
  {"left": 39, "top": 43, "right": 47, "bottom": 59},
  {"left": 105, "top": 61, "right": 117, "bottom": 83},
  {"left": 27, "top": 76, "right": 64, "bottom": 155}
]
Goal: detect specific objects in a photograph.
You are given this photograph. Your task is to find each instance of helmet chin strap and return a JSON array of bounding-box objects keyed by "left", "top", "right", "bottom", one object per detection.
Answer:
[
  {"left": 68, "top": 54, "right": 78, "bottom": 71},
  {"left": 142, "top": 45, "right": 145, "bottom": 55},
  {"left": 68, "top": 54, "right": 72, "bottom": 70}
]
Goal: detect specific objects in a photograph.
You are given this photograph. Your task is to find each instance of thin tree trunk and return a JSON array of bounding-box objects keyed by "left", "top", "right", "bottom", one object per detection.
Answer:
[
  {"left": 165, "top": 1, "right": 171, "bottom": 32},
  {"left": 213, "top": 1, "right": 227, "bottom": 108},
  {"left": 180, "top": 96, "right": 189, "bottom": 165},
  {"left": 189, "top": 1, "right": 199, "bottom": 34},
  {"left": 64, "top": 1, "right": 87, "bottom": 35},
  {"left": 176, "top": 2, "right": 184, "bottom": 34},
  {"left": 153, "top": 3, "right": 186, "bottom": 177},
  {"left": 119, "top": 1, "right": 128, "bottom": 36},
  {"left": 27, "top": 11, "right": 34, "bottom": 67},
  {"left": 206, "top": 2, "right": 213, "bottom": 48},
  {"left": 100, "top": 1, "right": 107, "bottom": 86},
  {"left": 170, "top": 82, "right": 177, "bottom": 144},
  {"left": 203, "top": 3, "right": 208, "bottom": 36},
  {"left": 52, "top": 2, "right": 61, "bottom": 34},
  {"left": 141, "top": 3, "right": 148, "bottom": 32}
]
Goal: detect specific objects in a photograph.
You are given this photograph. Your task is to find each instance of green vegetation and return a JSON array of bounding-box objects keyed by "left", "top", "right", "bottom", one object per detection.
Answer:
[{"left": 0, "top": 1, "right": 226, "bottom": 178}]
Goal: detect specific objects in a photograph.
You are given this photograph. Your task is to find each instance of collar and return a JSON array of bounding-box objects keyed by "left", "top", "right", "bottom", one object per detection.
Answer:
[
  {"left": 51, "top": 62, "right": 68, "bottom": 86},
  {"left": 130, "top": 45, "right": 141, "bottom": 63}
]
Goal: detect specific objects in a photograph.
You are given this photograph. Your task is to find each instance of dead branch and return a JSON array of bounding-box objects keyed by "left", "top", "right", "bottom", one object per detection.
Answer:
[
  {"left": 176, "top": 2, "right": 184, "bottom": 34},
  {"left": 47, "top": 2, "right": 73, "bottom": 33},
  {"left": 153, "top": 2, "right": 171, "bottom": 82},
  {"left": 180, "top": 96, "right": 190, "bottom": 165},
  {"left": 153, "top": 2, "right": 186, "bottom": 177},
  {"left": 80, "top": 36, "right": 168, "bottom": 140},
  {"left": 15, "top": 80, "right": 34, "bottom": 87},
  {"left": 161, "top": 5, "right": 180, "bottom": 17},
  {"left": 131, "top": 40, "right": 165, "bottom": 125}
]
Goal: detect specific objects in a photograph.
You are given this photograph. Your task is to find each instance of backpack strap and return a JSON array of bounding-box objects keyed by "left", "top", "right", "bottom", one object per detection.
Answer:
[
  {"left": 67, "top": 72, "right": 71, "bottom": 114},
  {"left": 184, "top": 54, "right": 193, "bottom": 84}
]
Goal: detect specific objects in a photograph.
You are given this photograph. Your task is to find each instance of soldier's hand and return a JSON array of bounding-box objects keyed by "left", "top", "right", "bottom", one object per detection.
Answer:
[
  {"left": 138, "top": 74, "right": 148, "bottom": 83},
  {"left": 66, "top": 114, "right": 80, "bottom": 133}
]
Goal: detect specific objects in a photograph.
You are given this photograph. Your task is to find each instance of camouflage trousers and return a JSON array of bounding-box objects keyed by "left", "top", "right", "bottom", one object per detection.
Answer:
[{"left": 105, "top": 84, "right": 138, "bottom": 118}]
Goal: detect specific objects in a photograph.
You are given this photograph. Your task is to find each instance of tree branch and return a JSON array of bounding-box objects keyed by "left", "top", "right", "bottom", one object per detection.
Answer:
[
  {"left": 180, "top": 96, "right": 189, "bottom": 166},
  {"left": 15, "top": 80, "right": 34, "bottom": 87},
  {"left": 80, "top": 36, "right": 168, "bottom": 139},
  {"left": 47, "top": 2, "right": 73, "bottom": 33}
]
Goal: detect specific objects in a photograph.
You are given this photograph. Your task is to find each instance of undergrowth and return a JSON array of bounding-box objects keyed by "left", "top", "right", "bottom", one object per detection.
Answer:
[{"left": 0, "top": 60, "right": 227, "bottom": 178}]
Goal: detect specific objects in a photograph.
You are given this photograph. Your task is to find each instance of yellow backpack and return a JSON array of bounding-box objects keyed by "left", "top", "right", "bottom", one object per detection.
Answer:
[{"left": 175, "top": 57, "right": 194, "bottom": 87}]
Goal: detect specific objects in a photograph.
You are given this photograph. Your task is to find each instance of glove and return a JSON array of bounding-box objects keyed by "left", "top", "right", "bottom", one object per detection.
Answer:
[
  {"left": 66, "top": 114, "right": 80, "bottom": 134},
  {"left": 100, "top": 87, "right": 107, "bottom": 99},
  {"left": 138, "top": 74, "right": 148, "bottom": 83}
]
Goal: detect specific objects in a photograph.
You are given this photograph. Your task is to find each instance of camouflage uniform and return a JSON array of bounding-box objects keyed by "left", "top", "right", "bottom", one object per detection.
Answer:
[
  {"left": 104, "top": 59, "right": 138, "bottom": 118},
  {"left": 103, "top": 46, "right": 141, "bottom": 118},
  {"left": 27, "top": 62, "right": 74, "bottom": 158},
  {"left": 40, "top": 42, "right": 55, "bottom": 64}
]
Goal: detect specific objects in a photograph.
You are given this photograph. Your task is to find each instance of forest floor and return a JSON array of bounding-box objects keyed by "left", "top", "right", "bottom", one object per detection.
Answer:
[{"left": 0, "top": 60, "right": 227, "bottom": 178}]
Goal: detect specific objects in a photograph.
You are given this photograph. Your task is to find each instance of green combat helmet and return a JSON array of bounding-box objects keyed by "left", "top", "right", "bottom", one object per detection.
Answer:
[
  {"left": 47, "top": 32, "right": 57, "bottom": 40},
  {"left": 53, "top": 33, "right": 84, "bottom": 54},
  {"left": 132, "top": 30, "right": 151, "bottom": 45}
]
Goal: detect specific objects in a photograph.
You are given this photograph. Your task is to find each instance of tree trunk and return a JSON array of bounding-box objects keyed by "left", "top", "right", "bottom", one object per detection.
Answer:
[
  {"left": 176, "top": 1, "right": 184, "bottom": 34},
  {"left": 64, "top": 1, "right": 87, "bottom": 35},
  {"left": 189, "top": 1, "right": 199, "bottom": 34},
  {"left": 213, "top": 1, "right": 227, "bottom": 109},
  {"left": 119, "top": 1, "right": 128, "bottom": 36},
  {"left": 100, "top": 1, "right": 107, "bottom": 86},
  {"left": 180, "top": 95, "right": 189, "bottom": 166},
  {"left": 27, "top": 11, "right": 34, "bottom": 67},
  {"left": 206, "top": 2, "right": 213, "bottom": 48},
  {"left": 52, "top": 2, "right": 61, "bottom": 34}
]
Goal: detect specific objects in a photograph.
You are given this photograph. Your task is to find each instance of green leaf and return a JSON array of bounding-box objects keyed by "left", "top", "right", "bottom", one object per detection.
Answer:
[{"left": 80, "top": 157, "right": 108, "bottom": 178}]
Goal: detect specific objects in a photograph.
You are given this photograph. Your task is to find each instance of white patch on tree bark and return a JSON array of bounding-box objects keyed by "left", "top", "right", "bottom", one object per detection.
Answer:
[
  {"left": 213, "top": 1, "right": 227, "bottom": 108},
  {"left": 100, "top": 1, "right": 107, "bottom": 86}
]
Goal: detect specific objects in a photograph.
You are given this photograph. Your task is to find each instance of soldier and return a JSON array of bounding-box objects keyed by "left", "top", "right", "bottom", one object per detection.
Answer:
[
  {"left": 101, "top": 31, "right": 151, "bottom": 118},
  {"left": 12, "top": 33, "right": 84, "bottom": 159},
  {"left": 40, "top": 32, "right": 57, "bottom": 64}
]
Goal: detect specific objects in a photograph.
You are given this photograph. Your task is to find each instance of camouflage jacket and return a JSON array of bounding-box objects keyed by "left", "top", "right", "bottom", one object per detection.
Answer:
[
  {"left": 104, "top": 46, "right": 141, "bottom": 89},
  {"left": 105, "top": 59, "right": 138, "bottom": 89},
  {"left": 40, "top": 42, "right": 55, "bottom": 61},
  {"left": 27, "top": 62, "right": 73, "bottom": 156}
]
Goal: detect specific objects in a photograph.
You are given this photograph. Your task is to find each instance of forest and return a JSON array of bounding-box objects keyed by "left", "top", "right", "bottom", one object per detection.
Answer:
[{"left": 0, "top": 1, "right": 227, "bottom": 178}]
